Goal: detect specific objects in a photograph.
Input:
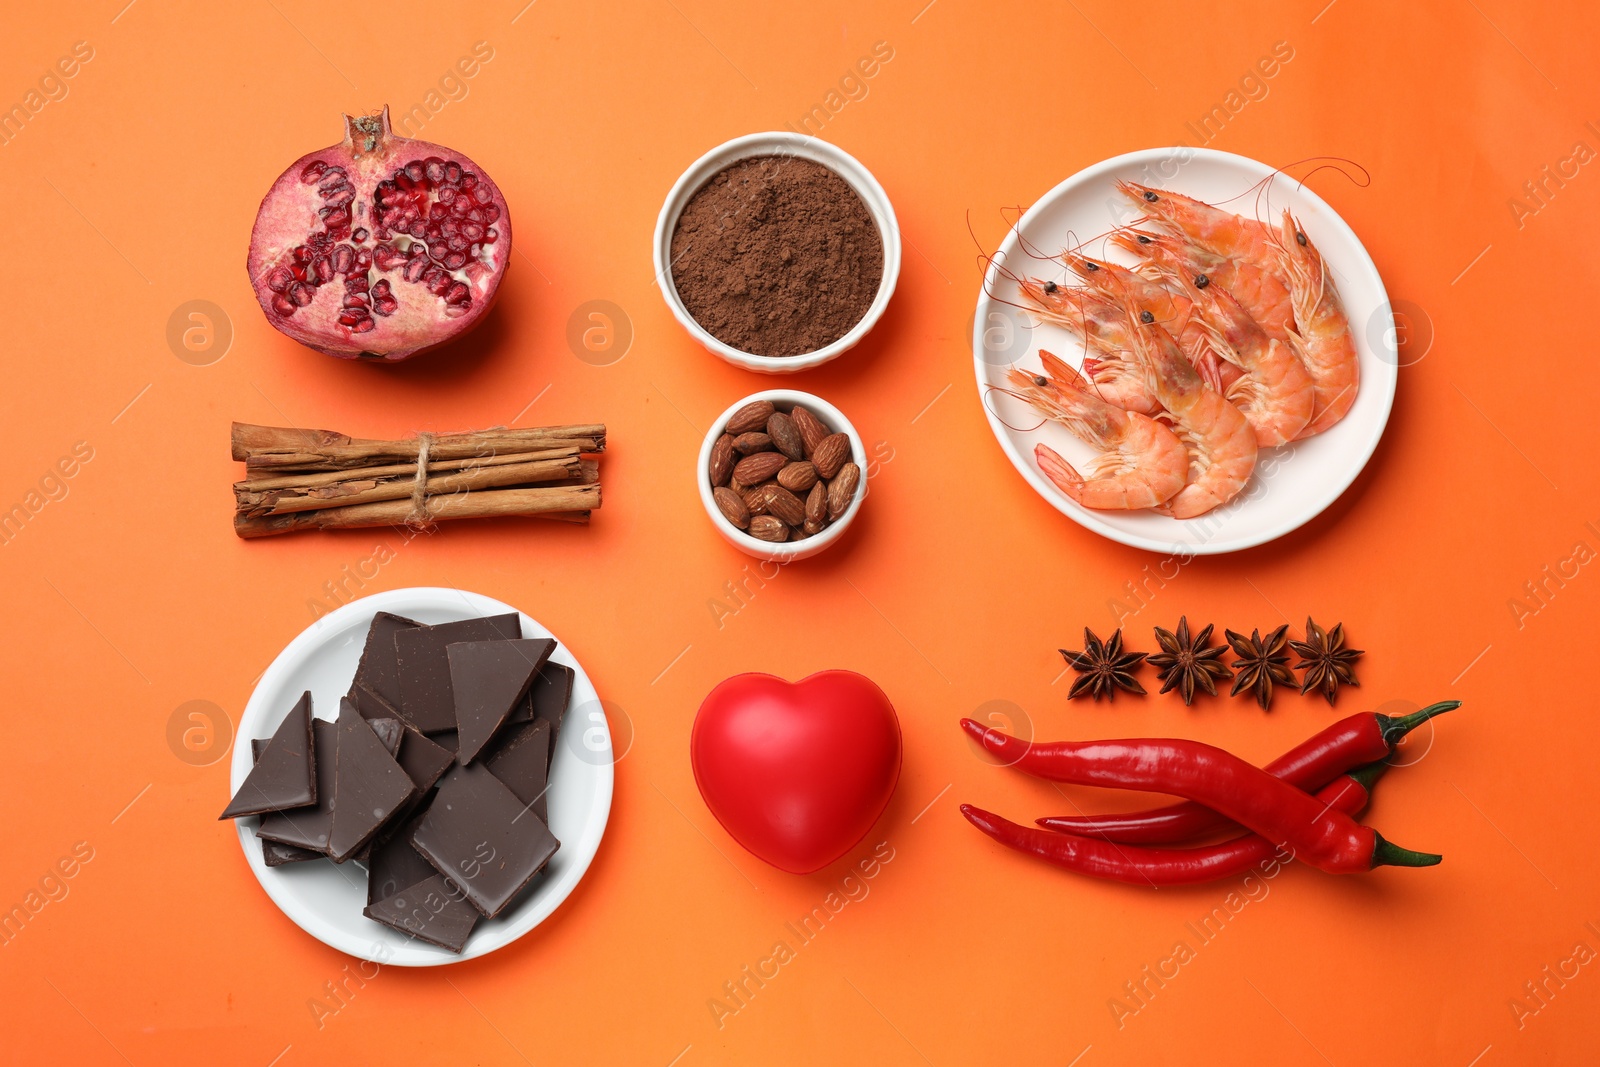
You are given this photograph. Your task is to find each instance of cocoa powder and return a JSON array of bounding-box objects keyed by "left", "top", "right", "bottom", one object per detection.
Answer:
[{"left": 670, "top": 155, "right": 884, "bottom": 357}]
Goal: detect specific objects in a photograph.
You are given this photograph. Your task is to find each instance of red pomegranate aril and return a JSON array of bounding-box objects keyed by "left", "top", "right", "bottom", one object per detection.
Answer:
[{"left": 247, "top": 106, "right": 511, "bottom": 360}]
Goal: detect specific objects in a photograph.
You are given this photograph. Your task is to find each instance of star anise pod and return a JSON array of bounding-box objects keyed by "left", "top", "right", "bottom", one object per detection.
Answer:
[
  {"left": 1061, "top": 627, "right": 1146, "bottom": 701},
  {"left": 1225, "top": 625, "right": 1296, "bottom": 711},
  {"left": 1148, "top": 616, "right": 1233, "bottom": 706},
  {"left": 1290, "top": 617, "right": 1363, "bottom": 705}
]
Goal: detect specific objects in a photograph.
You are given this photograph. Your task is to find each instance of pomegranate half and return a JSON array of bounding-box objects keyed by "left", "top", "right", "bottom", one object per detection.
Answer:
[{"left": 246, "top": 106, "right": 511, "bottom": 361}]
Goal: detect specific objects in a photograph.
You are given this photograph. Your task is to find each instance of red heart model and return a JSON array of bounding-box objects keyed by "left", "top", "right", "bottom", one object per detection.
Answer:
[{"left": 692, "top": 671, "right": 901, "bottom": 874}]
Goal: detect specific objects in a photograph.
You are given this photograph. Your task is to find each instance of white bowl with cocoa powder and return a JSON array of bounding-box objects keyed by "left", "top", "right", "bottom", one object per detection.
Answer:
[
  {"left": 697, "top": 390, "right": 867, "bottom": 561},
  {"left": 654, "top": 132, "right": 901, "bottom": 374}
]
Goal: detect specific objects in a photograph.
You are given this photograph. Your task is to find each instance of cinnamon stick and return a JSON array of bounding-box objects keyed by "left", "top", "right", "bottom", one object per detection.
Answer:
[
  {"left": 235, "top": 454, "right": 585, "bottom": 516},
  {"left": 231, "top": 422, "right": 605, "bottom": 470},
  {"left": 234, "top": 484, "right": 601, "bottom": 539}
]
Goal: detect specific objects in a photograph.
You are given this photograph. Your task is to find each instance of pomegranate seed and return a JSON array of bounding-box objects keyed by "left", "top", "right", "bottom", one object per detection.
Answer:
[
  {"left": 272, "top": 293, "right": 297, "bottom": 315},
  {"left": 472, "top": 184, "right": 492, "bottom": 205},
  {"left": 331, "top": 245, "right": 355, "bottom": 273},
  {"left": 354, "top": 247, "right": 373, "bottom": 270},
  {"left": 442, "top": 250, "right": 468, "bottom": 270},
  {"left": 482, "top": 203, "right": 500, "bottom": 223},
  {"left": 266, "top": 266, "right": 295, "bottom": 292},
  {"left": 444, "top": 161, "right": 462, "bottom": 183},
  {"left": 403, "top": 257, "right": 428, "bottom": 283},
  {"left": 424, "top": 157, "right": 446, "bottom": 183},
  {"left": 312, "top": 256, "right": 334, "bottom": 283},
  {"left": 352, "top": 227, "right": 369, "bottom": 243},
  {"left": 447, "top": 234, "right": 470, "bottom": 253},
  {"left": 451, "top": 198, "right": 472, "bottom": 217},
  {"left": 460, "top": 173, "right": 478, "bottom": 190},
  {"left": 484, "top": 228, "right": 498, "bottom": 242},
  {"left": 438, "top": 185, "right": 457, "bottom": 205},
  {"left": 465, "top": 208, "right": 484, "bottom": 226},
  {"left": 460, "top": 222, "right": 483, "bottom": 241},
  {"left": 291, "top": 245, "right": 311, "bottom": 263},
  {"left": 373, "top": 279, "right": 392, "bottom": 295},
  {"left": 288, "top": 282, "right": 314, "bottom": 307},
  {"left": 408, "top": 242, "right": 429, "bottom": 259},
  {"left": 337, "top": 308, "right": 367, "bottom": 327},
  {"left": 429, "top": 202, "right": 447, "bottom": 221},
  {"left": 300, "top": 160, "right": 328, "bottom": 184},
  {"left": 404, "top": 160, "right": 426, "bottom": 183},
  {"left": 373, "top": 294, "right": 399, "bottom": 317},
  {"left": 405, "top": 220, "right": 427, "bottom": 239},
  {"left": 443, "top": 281, "right": 470, "bottom": 305},
  {"left": 345, "top": 273, "right": 370, "bottom": 293},
  {"left": 344, "top": 292, "right": 371, "bottom": 308},
  {"left": 424, "top": 268, "right": 451, "bottom": 295},
  {"left": 352, "top": 316, "right": 376, "bottom": 333}
]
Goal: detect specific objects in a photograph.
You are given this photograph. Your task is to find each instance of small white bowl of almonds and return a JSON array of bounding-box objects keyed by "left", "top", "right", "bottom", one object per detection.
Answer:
[{"left": 697, "top": 389, "right": 866, "bottom": 562}]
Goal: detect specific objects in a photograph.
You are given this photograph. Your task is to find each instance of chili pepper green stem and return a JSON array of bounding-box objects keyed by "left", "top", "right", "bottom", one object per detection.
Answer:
[
  {"left": 1377, "top": 700, "right": 1460, "bottom": 746},
  {"left": 1371, "top": 834, "right": 1443, "bottom": 868}
]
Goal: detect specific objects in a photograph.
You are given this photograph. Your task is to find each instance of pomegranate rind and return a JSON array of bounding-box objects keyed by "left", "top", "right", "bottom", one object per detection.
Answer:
[{"left": 245, "top": 106, "right": 511, "bottom": 361}]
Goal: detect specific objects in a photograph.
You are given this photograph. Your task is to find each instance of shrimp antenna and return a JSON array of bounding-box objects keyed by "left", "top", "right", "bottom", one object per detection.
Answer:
[{"left": 981, "top": 383, "right": 1050, "bottom": 434}]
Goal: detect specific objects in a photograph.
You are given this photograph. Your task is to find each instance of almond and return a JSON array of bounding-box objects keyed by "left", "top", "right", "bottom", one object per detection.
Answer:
[
  {"left": 777, "top": 460, "right": 818, "bottom": 492},
  {"left": 827, "top": 462, "right": 861, "bottom": 521},
  {"left": 732, "top": 431, "right": 772, "bottom": 454},
  {"left": 713, "top": 486, "right": 750, "bottom": 529},
  {"left": 765, "top": 485, "right": 806, "bottom": 527},
  {"left": 790, "top": 405, "right": 829, "bottom": 456},
  {"left": 708, "top": 434, "right": 736, "bottom": 487},
  {"left": 748, "top": 515, "right": 789, "bottom": 543},
  {"left": 811, "top": 433, "right": 851, "bottom": 479},
  {"left": 805, "top": 481, "right": 827, "bottom": 525},
  {"left": 733, "top": 451, "right": 787, "bottom": 485},
  {"left": 725, "top": 400, "right": 776, "bottom": 435},
  {"left": 803, "top": 518, "right": 826, "bottom": 536},
  {"left": 767, "top": 412, "right": 805, "bottom": 460},
  {"left": 743, "top": 484, "right": 772, "bottom": 515}
]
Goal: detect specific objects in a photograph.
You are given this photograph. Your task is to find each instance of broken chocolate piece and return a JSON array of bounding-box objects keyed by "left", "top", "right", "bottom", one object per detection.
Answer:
[
  {"left": 509, "top": 663, "right": 575, "bottom": 756},
  {"left": 393, "top": 613, "right": 522, "bottom": 733},
  {"left": 486, "top": 720, "right": 552, "bottom": 825},
  {"left": 448, "top": 638, "right": 553, "bottom": 764},
  {"left": 262, "top": 839, "right": 321, "bottom": 867},
  {"left": 256, "top": 719, "right": 338, "bottom": 853},
  {"left": 365, "top": 812, "right": 439, "bottom": 905},
  {"left": 327, "top": 704, "right": 416, "bottom": 863},
  {"left": 363, "top": 872, "right": 481, "bottom": 953},
  {"left": 396, "top": 725, "right": 455, "bottom": 794},
  {"left": 411, "top": 764, "right": 560, "bottom": 919},
  {"left": 348, "top": 611, "right": 421, "bottom": 710},
  {"left": 221, "top": 692, "right": 316, "bottom": 819}
]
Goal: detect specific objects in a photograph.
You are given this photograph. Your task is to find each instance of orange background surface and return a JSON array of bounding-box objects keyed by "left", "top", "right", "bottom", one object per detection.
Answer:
[{"left": 2, "top": 1, "right": 1597, "bottom": 1063}]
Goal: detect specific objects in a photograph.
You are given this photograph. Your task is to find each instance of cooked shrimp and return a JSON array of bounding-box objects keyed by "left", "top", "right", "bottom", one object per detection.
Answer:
[
  {"left": 1175, "top": 272, "right": 1315, "bottom": 447},
  {"left": 1116, "top": 291, "right": 1258, "bottom": 518},
  {"left": 1111, "top": 226, "right": 1296, "bottom": 346},
  {"left": 1061, "top": 251, "right": 1232, "bottom": 394},
  {"left": 1015, "top": 276, "right": 1159, "bottom": 415},
  {"left": 1006, "top": 351, "right": 1187, "bottom": 510},
  {"left": 1276, "top": 210, "right": 1359, "bottom": 436}
]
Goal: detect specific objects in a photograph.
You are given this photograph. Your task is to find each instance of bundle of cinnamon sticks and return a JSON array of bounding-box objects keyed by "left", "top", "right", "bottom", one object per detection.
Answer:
[{"left": 231, "top": 421, "right": 605, "bottom": 539}]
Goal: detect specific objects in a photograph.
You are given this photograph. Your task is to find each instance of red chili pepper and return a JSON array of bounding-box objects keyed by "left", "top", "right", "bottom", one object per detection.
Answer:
[
  {"left": 962, "top": 763, "right": 1388, "bottom": 885},
  {"left": 960, "top": 724, "right": 1440, "bottom": 873},
  {"left": 1025, "top": 701, "right": 1457, "bottom": 845}
]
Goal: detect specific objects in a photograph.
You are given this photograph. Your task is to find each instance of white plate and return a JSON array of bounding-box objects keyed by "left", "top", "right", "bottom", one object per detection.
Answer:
[
  {"left": 230, "top": 587, "right": 614, "bottom": 966},
  {"left": 972, "top": 147, "right": 1397, "bottom": 555}
]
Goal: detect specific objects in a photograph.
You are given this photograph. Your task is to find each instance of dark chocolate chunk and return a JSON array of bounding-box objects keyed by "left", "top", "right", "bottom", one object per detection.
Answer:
[
  {"left": 485, "top": 720, "right": 552, "bottom": 825},
  {"left": 221, "top": 692, "right": 316, "bottom": 819},
  {"left": 396, "top": 724, "right": 455, "bottom": 794},
  {"left": 411, "top": 764, "right": 560, "bottom": 919},
  {"left": 363, "top": 873, "right": 481, "bottom": 953},
  {"left": 448, "top": 638, "right": 553, "bottom": 764},
  {"left": 368, "top": 716, "right": 405, "bottom": 758},
  {"left": 257, "top": 719, "right": 338, "bottom": 853},
  {"left": 509, "top": 663, "right": 575, "bottom": 756},
  {"left": 262, "top": 839, "right": 321, "bottom": 867},
  {"left": 393, "top": 613, "right": 522, "bottom": 732},
  {"left": 327, "top": 704, "right": 416, "bottom": 863},
  {"left": 365, "top": 812, "right": 438, "bottom": 905},
  {"left": 348, "top": 611, "right": 421, "bottom": 710}
]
